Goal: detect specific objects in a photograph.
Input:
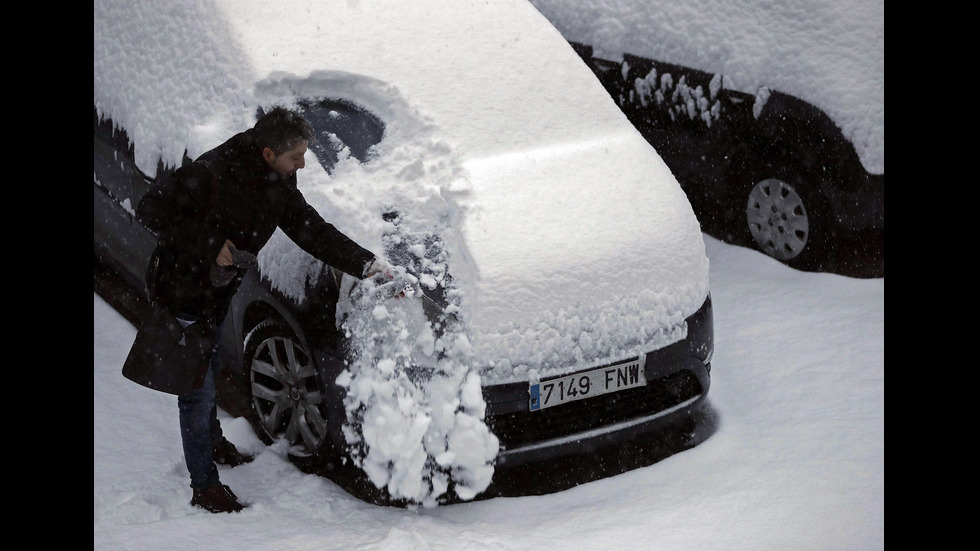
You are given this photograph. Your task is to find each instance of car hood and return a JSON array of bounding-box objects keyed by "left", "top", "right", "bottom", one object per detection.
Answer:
[{"left": 459, "top": 134, "right": 708, "bottom": 382}]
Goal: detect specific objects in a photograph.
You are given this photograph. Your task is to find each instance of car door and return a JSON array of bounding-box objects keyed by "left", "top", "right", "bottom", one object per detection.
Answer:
[
  {"left": 94, "top": 109, "right": 157, "bottom": 289},
  {"left": 618, "top": 55, "right": 741, "bottom": 210}
]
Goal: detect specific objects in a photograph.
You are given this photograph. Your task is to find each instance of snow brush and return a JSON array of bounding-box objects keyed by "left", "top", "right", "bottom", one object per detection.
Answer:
[{"left": 349, "top": 267, "right": 421, "bottom": 308}]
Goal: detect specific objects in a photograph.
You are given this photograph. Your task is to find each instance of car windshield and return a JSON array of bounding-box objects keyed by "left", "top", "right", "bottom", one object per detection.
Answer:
[{"left": 294, "top": 98, "right": 385, "bottom": 173}]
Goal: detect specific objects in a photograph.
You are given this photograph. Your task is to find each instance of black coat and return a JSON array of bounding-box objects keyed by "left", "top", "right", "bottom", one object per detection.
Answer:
[{"left": 136, "top": 129, "right": 377, "bottom": 324}]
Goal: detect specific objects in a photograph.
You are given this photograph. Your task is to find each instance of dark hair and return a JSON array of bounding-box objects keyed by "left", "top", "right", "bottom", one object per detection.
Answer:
[{"left": 252, "top": 106, "right": 315, "bottom": 154}]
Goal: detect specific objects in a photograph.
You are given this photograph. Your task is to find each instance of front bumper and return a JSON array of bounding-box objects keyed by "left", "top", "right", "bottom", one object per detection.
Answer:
[{"left": 483, "top": 294, "right": 713, "bottom": 467}]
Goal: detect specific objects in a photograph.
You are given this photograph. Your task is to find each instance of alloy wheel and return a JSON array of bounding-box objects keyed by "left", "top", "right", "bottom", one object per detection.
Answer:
[{"left": 248, "top": 327, "right": 328, "bottom": 456}]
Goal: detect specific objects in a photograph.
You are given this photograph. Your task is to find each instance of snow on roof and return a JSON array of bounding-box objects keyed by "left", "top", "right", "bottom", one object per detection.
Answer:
[{"left": 527, "top": 0, "right": 885, "bottom": 175}]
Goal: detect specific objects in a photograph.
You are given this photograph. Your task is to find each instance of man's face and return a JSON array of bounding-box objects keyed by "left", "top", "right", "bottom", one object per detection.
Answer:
[{"left": 263, "top": 141, "right": 308, "bottom": 181}]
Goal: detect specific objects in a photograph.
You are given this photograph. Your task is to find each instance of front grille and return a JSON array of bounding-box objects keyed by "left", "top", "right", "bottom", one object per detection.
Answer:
[{"left": 487, "top": 369, "right": 702, "bottom": 450}]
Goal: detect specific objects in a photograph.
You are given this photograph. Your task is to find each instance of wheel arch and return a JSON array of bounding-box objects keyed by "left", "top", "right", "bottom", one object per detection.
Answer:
[
  {"left": 725, "top": 137, "right": 836, "bottom": 269},
  {"left": 241, "top": 300, "right": 295, "bottom": 346}
]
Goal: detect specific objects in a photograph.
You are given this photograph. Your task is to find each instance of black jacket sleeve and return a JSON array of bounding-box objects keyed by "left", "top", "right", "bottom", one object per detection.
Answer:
[
  {"left": 135, "top": 163, "right": 228, "bottom": 270},
  {"left": 276, "top": 184, "right": 377, "bottom": 278}
]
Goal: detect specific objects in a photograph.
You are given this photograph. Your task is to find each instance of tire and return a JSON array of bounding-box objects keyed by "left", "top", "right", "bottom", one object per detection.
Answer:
[
  {"left": 745, "top": 177, "right": 810, "bottom": 261},
  {"left": 743, "top": 175, "right": 832, "bottom": 270},
  {"left": 243, "top": 319, "right": 331, "bottom": 458}
]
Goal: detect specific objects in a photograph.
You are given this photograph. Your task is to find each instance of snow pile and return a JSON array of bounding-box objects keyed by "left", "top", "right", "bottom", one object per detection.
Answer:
[
  {"left": 337, "top": 266, "right": 498, "bottom": 504},
  {"left": 323, "top": 174, "right": 498, "bottom": 504},
  {"left": 250, "top": 78, "right": 499, "bottom": 504},
  {"left": 527, "top": 0, "right": 885, "bottom": 174}
]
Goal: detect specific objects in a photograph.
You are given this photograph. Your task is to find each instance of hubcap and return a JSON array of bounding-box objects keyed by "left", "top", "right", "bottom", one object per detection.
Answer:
[
  {"left": 249, "top": 334, "right": 328, "bottom": 456},
  {"left": 746, "top": 178, "right": 809, "bottom": 261}
]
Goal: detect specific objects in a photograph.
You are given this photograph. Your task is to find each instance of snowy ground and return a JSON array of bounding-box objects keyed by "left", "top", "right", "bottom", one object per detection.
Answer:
[{"left": 94, "top": 235, "right": 884, "bottom": 550}]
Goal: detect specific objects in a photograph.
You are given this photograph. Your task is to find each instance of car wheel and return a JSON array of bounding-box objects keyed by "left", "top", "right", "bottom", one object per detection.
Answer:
[
  {"left": 745, "top": 177, "right": 813, "bottom": 262},
  {"left": 243, "top": 319, "right": 330, "bottom": 457}
]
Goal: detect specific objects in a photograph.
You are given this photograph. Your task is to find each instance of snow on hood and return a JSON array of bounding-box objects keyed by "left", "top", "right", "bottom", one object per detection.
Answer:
[
  {"left": 93, "top": 0, "right": 709, "bottom": 379},
  {"left": 461, "top": 134, "right": 707, "bottom": 381},
  {"left": 526, "top": 0, "right": 885, "bottom": 175}
]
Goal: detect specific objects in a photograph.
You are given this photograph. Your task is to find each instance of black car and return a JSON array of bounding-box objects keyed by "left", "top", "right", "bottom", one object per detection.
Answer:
[
  {"left": 94, "top": 97, "right": 714, "bottom": 503},
  {"left": 94, "top": 0, "right": 715, "bottom": 505},
  {"left": 571, "top": 43, "right": 883, "bottom": 277}
]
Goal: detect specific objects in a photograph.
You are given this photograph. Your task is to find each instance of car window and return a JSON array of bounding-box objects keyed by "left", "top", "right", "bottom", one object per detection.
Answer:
[{"left": 286, "top": 98, "right": 386, "bottom": 173}]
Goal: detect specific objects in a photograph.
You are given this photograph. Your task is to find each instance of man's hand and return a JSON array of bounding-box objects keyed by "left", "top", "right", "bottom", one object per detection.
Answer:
[
  {"left": 364, "top": 258, "right": 394, "bottom": 279},
  {"left": 349, "top": 264, "right": 419, "bottom": 306},
  {"left": 216, "top": 239, "right": 235, "bottom": 267}
]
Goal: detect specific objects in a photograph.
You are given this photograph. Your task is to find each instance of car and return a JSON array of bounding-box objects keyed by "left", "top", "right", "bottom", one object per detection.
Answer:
[
  {"left": 94, "top": 0, "right": 714, "bottom": 505},
  {"left": 526, "top": 1, "right": 884, "bottom": 277}
]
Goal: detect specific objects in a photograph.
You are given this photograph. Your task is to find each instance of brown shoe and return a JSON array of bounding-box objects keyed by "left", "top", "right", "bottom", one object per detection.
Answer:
[
  {"left": 191, "top": 483, "right": 246, "bottom": 513},
  {"left": 213, "top": 437, "right": 254, "bottom": 467}
]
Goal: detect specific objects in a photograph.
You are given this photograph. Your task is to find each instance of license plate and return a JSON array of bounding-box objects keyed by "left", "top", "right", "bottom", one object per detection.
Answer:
[{"left": 529, "top": 356, "right": 646, "bottom": 411}]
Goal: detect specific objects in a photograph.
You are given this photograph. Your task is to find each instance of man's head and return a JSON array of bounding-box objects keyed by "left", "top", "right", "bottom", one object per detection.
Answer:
[{"left": 253, "top": 106, "right": 315, "bottom": 180}]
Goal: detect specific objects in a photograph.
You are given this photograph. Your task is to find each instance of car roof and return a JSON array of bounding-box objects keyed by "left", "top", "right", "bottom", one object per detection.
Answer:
[{"left": 96, "top": 0, "right": 636, "bottom": 169}]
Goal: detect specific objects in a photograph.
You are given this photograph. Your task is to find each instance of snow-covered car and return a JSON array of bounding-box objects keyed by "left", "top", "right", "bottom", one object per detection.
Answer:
[
  {"left": 94, "top": 0, "right": 713, "bottom": 505},
  {"left": 529, "top": 0, "right": 884, "bottom": 276}
]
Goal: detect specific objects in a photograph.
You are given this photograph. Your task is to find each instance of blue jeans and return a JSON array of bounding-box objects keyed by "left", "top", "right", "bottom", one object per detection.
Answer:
[{"left": 176, "top": 317, "right": 226, "bottom": 491}]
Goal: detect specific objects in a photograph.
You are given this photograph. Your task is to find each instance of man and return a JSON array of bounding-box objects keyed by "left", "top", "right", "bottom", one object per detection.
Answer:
[{"left": 136, "top": 106, "right": 389, "bottom": 513}]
